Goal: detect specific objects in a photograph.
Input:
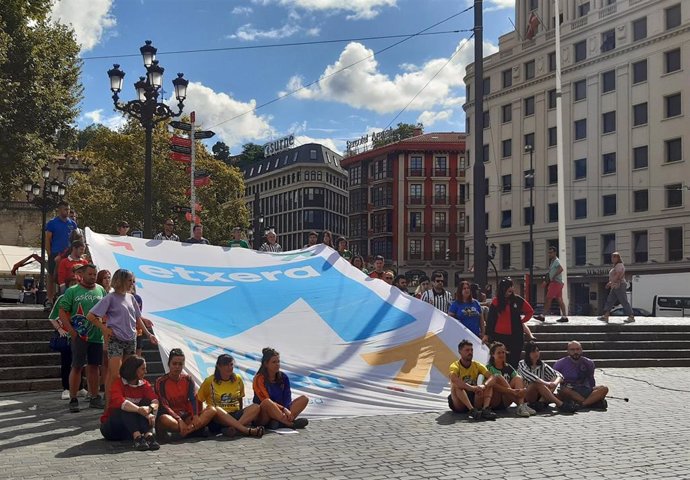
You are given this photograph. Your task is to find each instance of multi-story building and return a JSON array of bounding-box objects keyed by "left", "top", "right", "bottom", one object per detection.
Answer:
[
  {"left": 243, "top": 141, "right": 348, "bottom": 251},
  {"left": 463, "top": 0, "right": 690, "bottom": 313},
  {"left": 342, "top": 131, "right": 466, "bottom": 288}
]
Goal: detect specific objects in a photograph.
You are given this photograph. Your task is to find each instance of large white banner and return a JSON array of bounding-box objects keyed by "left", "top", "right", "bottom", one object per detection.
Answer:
[{"left": 86, "top": 228, "right": 488, "bottom": 418}]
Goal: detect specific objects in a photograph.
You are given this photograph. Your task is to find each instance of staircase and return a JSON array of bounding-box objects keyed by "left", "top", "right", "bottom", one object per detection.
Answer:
[
  {"left": 530, "top": 322, "right": 690, "bottom": 367},
  {"left": 0, "top": 306, "right": 164, "bottom": 393}
]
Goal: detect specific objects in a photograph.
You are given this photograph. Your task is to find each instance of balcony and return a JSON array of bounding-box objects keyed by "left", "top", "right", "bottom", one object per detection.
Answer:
[
  {"left": 408, "top": 195, "right": 424, "bottom": 205},
  {"left": 433, "top": 224, "right": 448, "bottom": 233},
  {"left": 599, "top": 3, "right": 616, "bottom": 18},
  {"left": 432, "top": 168, "right": 449, "bottom": 177},
  {"left": 433, "top": 195, "right": 448, "bottom": 205},
  {"left": 406, "top": 223, "right": 424, "bottom": 233},
  {"left": 408, "top": 252, "right": 422, "bottom": 261},
  {"left": 406, "top": 168, "right": 425, "bottom": 177}
]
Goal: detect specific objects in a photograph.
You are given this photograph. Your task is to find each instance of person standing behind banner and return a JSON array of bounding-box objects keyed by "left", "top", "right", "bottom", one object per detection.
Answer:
[
  {"left": 228, "top": 227, "right": 250, "bottom": 249},
  {"left": 252, "top": 347, "right": 309, "bottom": 430},
  {"left": 321, "top": 230, "right": 334, "bottom": 249},
  {"left": 154, "top": 219, "right": 180, "bottom": 241},
  {"left": 260, "top": 229, "right": 283, "bottom": 252},
  {"left": 57, "top": 240, "right": 88, "bottom": 293},
  {"left": 336, "top": 237, "right": 353, "bottom": 262},
  {"left": 598, "top": 252, "right": 635, "bottom": 324},
  {"left": 351, "top": 255, "right": 369, "bottom": 274},
  {"left": 449, "top": 281, "right": 485, "bottom": 339},
  {"left": 368, "top": 255, "right": 386, "bottom": 280},
  {"left": 486, "top": 278, "right": 534, "bottom": 369},
  {"left": 304, "top": 231, "right": 318, "bottom": 248},
  {"left": 184, "top": 224, "right": 210, "bottom": 245},
  {"left": 414, "top": 276, "right": 430, "bottom": 299},
  {"left": 420, "top": 274, "right": 454, "bottom": 314}
]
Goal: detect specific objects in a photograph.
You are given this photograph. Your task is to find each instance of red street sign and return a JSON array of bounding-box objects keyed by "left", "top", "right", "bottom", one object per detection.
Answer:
[
  {"left": 169, "top": 152, "right": 191, "bottom": 163},
  {"left": 195, "top": 203, "right": 202, "bottom": 212},
  {"left": 194, "top": 176, "right": 211, "bottom": 187},
  {"left": 170, "top": 135, "right": 192, "bottom": 148}
]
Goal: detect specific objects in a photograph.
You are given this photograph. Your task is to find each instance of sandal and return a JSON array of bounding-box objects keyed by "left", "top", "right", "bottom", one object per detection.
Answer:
[{"left": 246, "top": 426, "right": 264, "bottom": 438}]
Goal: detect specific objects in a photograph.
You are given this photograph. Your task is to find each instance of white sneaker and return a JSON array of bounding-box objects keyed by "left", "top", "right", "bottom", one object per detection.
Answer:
[
  {"left": 61, "top": 389, "right": 70, "bottom": 400},
  {"left": 77, "top": 388, "right": 88, "bottom": 398},
  {"left": 516, "top": 403, "right": 531, "bottom": 417},
  {"left": 624, "top": 316, "right": 635, "bottom": 324}
]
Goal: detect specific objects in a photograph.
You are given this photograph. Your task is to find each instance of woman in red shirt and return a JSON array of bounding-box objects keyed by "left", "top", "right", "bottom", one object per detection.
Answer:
[
  {"left": 486, "top": 278, "right": 534, "bottom": 369},
  {"left": 100, "top": 355, "right": 160, "bottom": 451}
]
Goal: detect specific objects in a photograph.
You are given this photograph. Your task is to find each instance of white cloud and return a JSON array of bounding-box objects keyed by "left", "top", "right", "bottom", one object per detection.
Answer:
[
  {"left": 283, "top": 39, "right": 498, "bottom": 114},
  {"left": 417, "top": 109, "right": 453, "bottom": 127},
  {"left": 294, "top": 135, "right": 342, "bottom": 154},
  {"left": 485, "top": 0, "right": 514, "bottom": 11},
  {"left": 231, "top": 6, "right": 254, "bottom": 14},
  {"left": 230, "top": 22, "right": 301, "bottom": 41},
  {"left": 252, "top": 0, "right": 396, "bottom": 20},
  {"left": 82, "top": 109, "right": 127, "bottom": 130},
  {"left": 50, "top": 0, "right": 116, "bottom": 51},
  {"left": 170, "top": 82, "right": 274, "bottom": 150}
]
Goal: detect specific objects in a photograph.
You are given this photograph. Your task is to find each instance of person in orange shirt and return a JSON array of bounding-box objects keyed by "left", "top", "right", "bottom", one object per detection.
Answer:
[
  {"left": 56, "top": 240, "right": 88, "bottom": 291},
  {"left": 368, "top": 255, "right": 386, "bottom": 279}
]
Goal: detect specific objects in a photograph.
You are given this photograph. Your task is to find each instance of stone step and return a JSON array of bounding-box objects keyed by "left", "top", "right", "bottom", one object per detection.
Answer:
[
  {"left": 0, "top": 352, "right": 60, "bottom": 368},
  {"left": 0, "top": 365, "right": 61, "bottom": 381},
  {"left": 145, "top": 361, "right": 164, "bottom": 375},
  {"left": 1, "top": 329, "right": 54, "bottom": 342},
  {"left": 539, "top": 349, "right": 690, "bottom": 360},
  {"left": 0, "top": 378, "right": 63, "bottom": 392},
  {"left": 0, "top": 307, "right": 48, "bottom": 320},
  {"left": 530, "top": 340, "right": 690, "bottom": 350},
  {"left": 530, "top": 324, "right": 690, "bottom": 333},
  {"left": 0, "top": 318, "right": 55, "bottom": 330},
  {"left": 530, "top": 332, "right": 690, "bottom": 342},
  {"left": 593, "top": 358, "right": 690, "bottom": 368},
  {"left": 0, "top": 341, "right": 53, "bottom": 354}
]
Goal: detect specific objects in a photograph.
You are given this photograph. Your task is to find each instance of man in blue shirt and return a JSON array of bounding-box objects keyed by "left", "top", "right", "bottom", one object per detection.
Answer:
[{"left": 45, "top": 201, "right": 78, "bottom": 305}]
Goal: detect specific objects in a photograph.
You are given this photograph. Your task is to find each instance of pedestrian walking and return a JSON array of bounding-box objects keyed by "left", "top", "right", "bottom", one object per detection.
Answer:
[{"left": 598, "top": 252, "right": 635, "bottom": 324}]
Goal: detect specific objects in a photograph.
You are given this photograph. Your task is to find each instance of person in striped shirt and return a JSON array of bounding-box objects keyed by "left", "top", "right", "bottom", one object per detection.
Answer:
[
  {"left": 517, "top": 341, "right": 576, "bottom": 413},
  {"left": 420, "top": 274, "right": 454, "bottom": 314},
  {"left": 260, "top": 229, "right": 283, "bottom": 252}
]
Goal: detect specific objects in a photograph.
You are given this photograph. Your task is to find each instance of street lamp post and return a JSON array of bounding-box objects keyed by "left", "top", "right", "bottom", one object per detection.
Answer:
[
  {"left": 487, "top": 242, "right": 499, "bottom": 287},
  {"left": 524, "top": 144, "right": 535, "bottom": 303},
  {"left": 107, "top": 40, "right": 189, "bottom": 238},
  {"left": 23, "top": 166, "right": 67, "bottom": 305}
]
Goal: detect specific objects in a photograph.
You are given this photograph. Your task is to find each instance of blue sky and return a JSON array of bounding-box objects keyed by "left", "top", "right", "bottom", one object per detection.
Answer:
[{"left": 50, "top": 0, "right": 516, "bottom": 153}]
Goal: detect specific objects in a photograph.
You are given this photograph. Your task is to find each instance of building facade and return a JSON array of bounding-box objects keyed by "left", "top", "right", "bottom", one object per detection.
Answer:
[
  {"left": 464, "top": 0, "right": 690, "bottom": 313},
  {"left": 243, "top": 142, "right": 348, "bottom": 251},
  {"left": 342, "top": 132, "right": 466, "bottom": 288}
]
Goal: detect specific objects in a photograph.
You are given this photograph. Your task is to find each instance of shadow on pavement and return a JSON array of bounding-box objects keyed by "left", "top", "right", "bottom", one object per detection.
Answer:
[
  {"left": 56, "top": 438, "right": 131, "bottom": 457},
  {"left": 435, "top": 411, "right": 465, "bottom": 425}
]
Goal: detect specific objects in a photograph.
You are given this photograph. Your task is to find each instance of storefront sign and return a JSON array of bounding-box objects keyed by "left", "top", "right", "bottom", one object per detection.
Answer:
[
  {"left": 346, "top": 127, "right": 400, "bottom": 154},
  {"left": 263, "top": 134, "right": 295, "bottom": 157}
]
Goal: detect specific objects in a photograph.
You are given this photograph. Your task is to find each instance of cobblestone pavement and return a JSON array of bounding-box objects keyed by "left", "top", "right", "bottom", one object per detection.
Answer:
[{"left": 0, "top": 367, "right": 689, "bottom": 480}]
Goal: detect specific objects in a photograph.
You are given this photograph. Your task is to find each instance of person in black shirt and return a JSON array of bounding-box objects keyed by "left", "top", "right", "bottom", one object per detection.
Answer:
[{"left": 184, "top": 224, "right": 209, "bottom": 245}]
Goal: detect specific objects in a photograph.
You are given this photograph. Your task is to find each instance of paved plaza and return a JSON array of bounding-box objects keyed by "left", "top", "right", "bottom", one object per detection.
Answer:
[{"left": 0, "top": 367, "right": 689, "bottom": 480}]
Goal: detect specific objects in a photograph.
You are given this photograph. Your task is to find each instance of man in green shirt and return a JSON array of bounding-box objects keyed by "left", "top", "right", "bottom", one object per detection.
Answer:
[
  {"left": 337, "top": 237, "right": 353, "bottom": 262},
  {"left": 228, "top": 227, "right": 250, "bottom": 249},
  {"left": 59, "top": 263, "right": 107, "bottom": 412}
]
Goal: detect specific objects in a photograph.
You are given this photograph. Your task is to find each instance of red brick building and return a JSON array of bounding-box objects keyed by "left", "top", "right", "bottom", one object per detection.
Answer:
[{"left": 342, "top": 131, "right": 467, "bottom": 288}]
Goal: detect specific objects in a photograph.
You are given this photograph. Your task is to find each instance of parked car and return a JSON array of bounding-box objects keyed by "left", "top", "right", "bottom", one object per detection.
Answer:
[{"left": 610, "top": 306, "right": 652, "bottom": 317}]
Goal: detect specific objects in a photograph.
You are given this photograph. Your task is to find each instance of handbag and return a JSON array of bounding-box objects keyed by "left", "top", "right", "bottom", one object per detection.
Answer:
[{"left": 49, "top": 330, "right": 70, "bottom": 353}]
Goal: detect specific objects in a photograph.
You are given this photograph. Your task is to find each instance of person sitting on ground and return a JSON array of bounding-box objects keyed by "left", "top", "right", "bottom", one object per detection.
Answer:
[
  {"left": 449, "top": 281, "right": 485, "bottom": 340},
  {"left": 447, "top": 339, "right": 497, "bottom": 420},
  {"left": 252, "top": 347, "right": 309, "bottom": 430},
  {"left": 155, "top": 348, "right": 216, "bottom": 438},
  {"left": 100, "top": 355, "right": 160, "bottom": 451},
  {"left": 553, "top": 340, "right": 609, "bottom": 410},
  {"left": 485, "top": 342, "right": 534, "bottom": 417},
  {"left": 196, "top": 354, "right": 264, "bottom": 438},
  {"left": 517, "top": 341, "right": 576, "bottom": 413}
]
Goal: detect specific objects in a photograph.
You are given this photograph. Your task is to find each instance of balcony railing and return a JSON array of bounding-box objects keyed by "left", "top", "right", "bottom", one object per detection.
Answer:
[
  {"left": 408, "top": 252, "right": 422, "bottom": 260},
  {"left": 433, "top": 224, "right": 448, "bottom": 233},
  {"left": 406, "top": 168, "right": 425, "bottom": 177},
  {"left": 432, "top": 168, "right": 449, "bottom": 177},
  {"left": 433, "top": 195, "right": 448, "bottom": 205},
  {"left": 408, "top": 195, "right": 424, "bottom": 205},
  {"left": 406, "top": 223, "right": 424, "bottom": 233}
]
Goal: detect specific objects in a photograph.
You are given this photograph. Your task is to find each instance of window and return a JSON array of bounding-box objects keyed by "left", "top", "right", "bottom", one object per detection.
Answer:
[
  {"left": 349, "top": 166, "right": 361, "bottom": 185},
  {"left": 665, "top": 93, "right": 682, "bottom": 118},
  {"left": 502, "top": 174, "right": 512, "bottom": 193},
  {"left": 524, "top": 169, "right": 534, "bottom": 189},
  {"left": 633, "top": 231, "right": 648, "bottom": 263},
  {"left": 632, "top": 18, "right": 647, "bottom": 41},
  {"left": 310, "top": 149, "right": 317, "bottom": 160},
  {"left": 602, "top": 233, "right": 616, "bottom": 265},
  {"left": 484, "top": 178, "right": 490, "bottom": 196},
  {"left": 548, "top": 89, "right": 557, "bottom": 109},
  {"left": 483, "top": 110, "right": 490, "bottom": 129},
  {"left": 500, "top": 243, "right": 511, "bottom": 270},
  {"left": 409, "top": 239, "right": 422, "bottom": 259},
  {"left": 548, "top": 165, "right": 558, "bottom": 184},
  {"left": 602, "top": 70, "right": 615, "bottom": 93},
  {"left": 602, "top": 111, "right": 616, "bottom": 134},
  {"left": 574, "top": 119, "right": 587, "bottom": 140},
  {"left": 524, "top": 133, "right": 534, "bottom": 149},
  {"left": 633, "top": 146, "right": 648, "bottom": 169},
  {"left": 665, "top": 138, "right": 682, "bottom": 163},
  {"left": 434, "top": 184, "right": 447, "bottom": 203},
  {"left": 573, "top": 79, "right": 586, "bottom": 101},
  {"left": 548, "top": 203, "right": 558, "bottom": 223},
  {"left": 603, "top": 152, "right": 616, "bottom": 174},
  {"left": 665, "top": 4, "right": 681, "bottom": 30},
  {"left": 434, "top": 212, "right": 447, "bottom": 232},
  {"left": 465, "top": 116, "right": 471, "bottom": 134},
  {"left": 523, "top": 242, "right": 533, "bottom": 269},
  {"left": 482, "top": 144, "right": 490, "bottom": 163},
  {"left": 409, "top": 156, "right": 423, "bottom": 176},
  {"left": 409, "top": 184, "right": 422, "bottom": 202},
  {"left": 633, "top": 103, "right": 648, "bottom": 126},
  {"left": 524, "top": 206, "right": 534, "bottom": 226},
  {"left": 548, "top": 127, "right": 557, "bottom": 147},
  {"left": 501, "top": 210, "right": 512, "bottom": 228},
  {"left": 574, "top": 199, "right": 587, "bottom": 219},
  {"left": 632, "top": 60, "right": 647, "bottom": 84},
  {"left": 578, "top": 2, "right": 590, "bottom": 17},
  {"left": 601, "top": 29, "right": 615, "bottom": 52},
  {"left": 502, "top": 104, "right": 512, "bottom": 123},
  {"left": 666, "top": 183, "right": 683, "bottom": 208},
  {"left": 634, "top": 189, "right": 648, "bottom": 212},
  {"left": 574, "top": 41, "right": 586, "bottom": 63},
  {"left": 548, "top": 52, "right": 556, "bottom": 72},
  {"left": 574, "top": 158, "right": 587, "bottom": 179},
  {"left": 483, "top": 77, "right": 491, "bottom": 95},
  {"left": 528, "top": 0, "right": 538, "bottom": 11},
  {"left": 603, "top": 194, "right": 617, "bottom": 216},
  {"left": 665, "top": 48, "right": 681, "bottom": 73},
  {"left": 524, "top": 96, "right": 535, "bottom": 116},
  {"left": 502, "top": 69, "right": 512, "bottom": 88},
  {"left": 525, "top": 60, "right": 535, "bottom": 80},
  {"left": 409, "top": 212, "right": 422, "bottom": 232},
  {"left": 574, "top": 237, "right": 586, "bottom": 266},
  {"left": 667, "top": 227, "right": 683, "bottom": 261},
  {"left": 502, "top": 139, "right": 512, "bottom": 158}
]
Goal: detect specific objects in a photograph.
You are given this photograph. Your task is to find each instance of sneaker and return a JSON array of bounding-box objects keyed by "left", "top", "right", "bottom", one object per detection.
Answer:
[
  {"left": 61, "top": 389, "right": 70, "bottom": 400},
  {"left": 145, "top": 435, "right": 160, "bottom": 451},
  {"left": 77, "top": 388, "right": 89, "bottom": 398},
  {"left": 516, "top": 403, "right": 531, "bottom": 417},
  {"left": 557, "top": 316, "right": 569, "bottom": 323},
  {"left": 266, "top": 420, "right": 281, "bottom": 430},
  {"left": 533, "top": 314, "right": 546, "bottom": 322},
  {"left": 524, "top": 404, "right": 537, "bottom": 415},
  {"left": 529, "top": 401, "right": 547, "bottom": 412},
  {"left": 591, "top": 399, "right": 608, "bottom": 411},
  {"left": 468, "top": 408, "right": 482, "bottom": 421},
  {"left": 89, "top": 394, "right": 105, "bottom": 409},
  {"left": 481, "top": 408, "right": 497, "bottom": 421},
  {"left": 292, "top": 418, "right": 308, "bottom": 429},
  {"left": 557, "top": 401, "right": 577, "bottom": 414},
  {"left": 624, "top": 316, "right": 635, "bottom": 324},
  {"left": 133, "top": 436, "right": 149, "bottom": 451},
  {"left": 69, "top": 398, "right": 79, "bottom": 413},
  {"left": 597, "top": 316, "right": 609, "bottom": 323}
]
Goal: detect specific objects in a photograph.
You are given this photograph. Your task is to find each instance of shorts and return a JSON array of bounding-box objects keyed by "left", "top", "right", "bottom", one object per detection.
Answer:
[
  {"left": 47, "top": 254, "right": 59, "bottom": 275},
  {"left": 107, "top": 336, "right": 136, "bottom": 358},
  {"left": 546, "top": 281, "right": 564, "bottom": 299},
  {"left": 136, "top": 334, "right": 145, "bottom": 351},
  {"left": 447, "top": 392, "right": 475, "bottom": 412},
  {"left": 566, "top": 384, "right": 593, "bottom": 399},
  {"left": 208, "top": 409, "right": 245, "bottom": 433},
  {"left": 71, "top": 337, "right": 103, "bottom": 368}
]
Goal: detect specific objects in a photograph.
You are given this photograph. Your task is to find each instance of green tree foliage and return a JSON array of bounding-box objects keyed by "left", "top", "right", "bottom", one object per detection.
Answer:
[
  {"left": 211, "top": 141, "right": 231, "bottom": 164},
  {"left": 0, "top": 0, "right": 83, "bottom": 198},
  {"left": 236, "top": 142, "right": 265, "bottom": 168},
  {"left": 67, "top": 120, "right": 249, "bottom": 245}
]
